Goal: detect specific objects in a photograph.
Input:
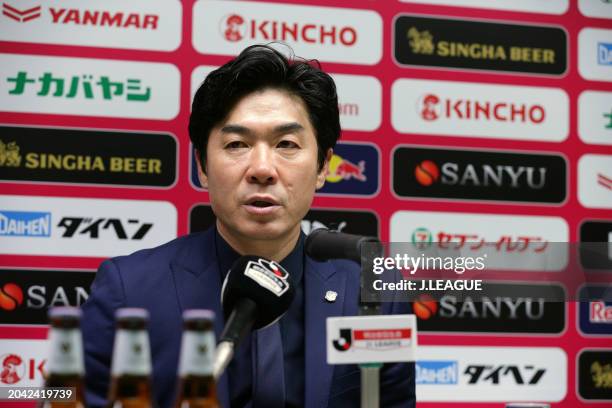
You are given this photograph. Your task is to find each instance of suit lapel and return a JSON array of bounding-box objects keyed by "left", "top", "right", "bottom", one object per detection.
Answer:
[
  {"left": 169, "top": 228, "right": 230, "bottom": 408},
  {"left": 304, "top": 257, "right": 347, "bottom": 408}
]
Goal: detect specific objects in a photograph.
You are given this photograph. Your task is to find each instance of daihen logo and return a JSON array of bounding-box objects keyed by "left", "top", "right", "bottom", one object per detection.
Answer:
[
  {"left": 412, "top": 283, "right": 566, "bottom": 334},
  {"left": 0, "top": 269, "right": 95, "bottom": 325},
  {"left": 219, "top": 13, "right": 357, "bottom": 46},
  {"left": 394, "top": 15, "right": 567, "bottom": 75},
  {"left": 0, "top": 211, "right": 51, "bottom": 237},
  {"left": 393, "top": 146, "right": 567, "bottom": 204},
  {"left": 418, "top": 93, "right": 545, "bottom": 124}
]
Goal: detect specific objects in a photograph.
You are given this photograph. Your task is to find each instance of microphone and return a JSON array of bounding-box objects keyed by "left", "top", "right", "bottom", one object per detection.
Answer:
[
  {"left": 305, "top": 228, "right": 383, "bottom": 315},
  {"left": 305, "top": 228, "right": 381, "bottom": 263},
  {"left": 213, "top": 255, "right": 295, "bottom": 379}
]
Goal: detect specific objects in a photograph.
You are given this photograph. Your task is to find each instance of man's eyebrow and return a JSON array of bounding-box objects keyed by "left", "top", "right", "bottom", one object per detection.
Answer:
[
  {"left": 273, "top": 122, "right": 304, "bottom": 134},
  {"left": 219, "top": 122, "right": 305, "bottom": 135},
  {"left": 219, "top": 124, "right": 252, "bottom": 136}
]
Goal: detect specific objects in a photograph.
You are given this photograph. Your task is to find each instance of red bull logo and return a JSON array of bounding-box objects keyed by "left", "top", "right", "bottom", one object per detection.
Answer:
[{"left": 327, "top": 154, "right": 366, "bottom": 182}]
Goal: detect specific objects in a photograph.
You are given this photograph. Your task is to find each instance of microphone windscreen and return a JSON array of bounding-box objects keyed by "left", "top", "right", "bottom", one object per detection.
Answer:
[
  {"left": 305, "top": 228, "right": 380, "bottom": 263},
  {"left": 221, "top": 256, "right": 295, "bottom": 329}
]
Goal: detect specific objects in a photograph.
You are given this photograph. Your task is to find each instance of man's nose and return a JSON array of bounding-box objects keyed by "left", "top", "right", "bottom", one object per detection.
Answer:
[{"left": 246, "top": 144, "right": 278, "bottom": 185}]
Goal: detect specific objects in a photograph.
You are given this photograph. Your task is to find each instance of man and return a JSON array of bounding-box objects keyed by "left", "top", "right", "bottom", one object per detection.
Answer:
[{"left": 81, "top": 44, "right": 415, "bottom": 408}]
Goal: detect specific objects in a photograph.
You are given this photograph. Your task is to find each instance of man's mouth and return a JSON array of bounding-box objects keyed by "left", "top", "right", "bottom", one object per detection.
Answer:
[
  {"left": 243, "top": 196, "right": 281, "bottom": 215},
  {"left": 251, "top": 201, "right": 274, "bottom": 208}
]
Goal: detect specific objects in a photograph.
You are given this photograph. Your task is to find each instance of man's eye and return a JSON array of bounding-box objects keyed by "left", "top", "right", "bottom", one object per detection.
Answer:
[
  {"left": 225, "top": 141, "right": 247, "bottom": 149},
  {"left": 277, "top": 140, "right": 299, "bottom": 149}
]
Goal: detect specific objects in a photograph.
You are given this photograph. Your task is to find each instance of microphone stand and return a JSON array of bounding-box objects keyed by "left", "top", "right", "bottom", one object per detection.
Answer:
[{"left": 358, "top": 241, "right": 382, "bottom": 408}]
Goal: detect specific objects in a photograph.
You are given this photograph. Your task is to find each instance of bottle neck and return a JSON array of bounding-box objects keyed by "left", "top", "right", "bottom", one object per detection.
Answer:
[
  {"left": 111, "top": 329, "right": 152, "bottom": 377},
  {"left": 47, "top": 327, "right": 84, "bottom": 375},
  {"left": 178, "top": 330, "right": 215, "bottom": 377}
]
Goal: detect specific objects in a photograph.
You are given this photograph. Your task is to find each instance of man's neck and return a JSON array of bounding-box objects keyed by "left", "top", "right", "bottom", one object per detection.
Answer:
[{"left": 216, "top": 221, "right": 301, "bottom": 262}]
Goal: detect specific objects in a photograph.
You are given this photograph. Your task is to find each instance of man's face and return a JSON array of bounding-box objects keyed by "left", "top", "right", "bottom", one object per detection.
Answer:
[{"left": 198, "top": 88, "right": 329, "bottom": 243}]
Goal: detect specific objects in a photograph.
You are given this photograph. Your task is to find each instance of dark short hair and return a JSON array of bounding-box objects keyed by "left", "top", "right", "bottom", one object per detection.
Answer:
[{"left": 189, "top": 44, "right": 341, "bottom": 172}]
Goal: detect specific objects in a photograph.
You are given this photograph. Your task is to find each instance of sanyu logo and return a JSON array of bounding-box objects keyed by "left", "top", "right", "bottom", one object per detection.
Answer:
[
  {"left": 414, "top": 160, "right": 547, "bottom": 189},
  {"left": 393, "top": 147, "right": 566, "bottom": 204}
]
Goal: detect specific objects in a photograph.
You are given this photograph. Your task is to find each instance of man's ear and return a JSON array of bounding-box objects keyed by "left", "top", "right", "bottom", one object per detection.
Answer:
[
  {"left": 316, "top": 148, "right": 333, "bottom": 190},
  {"left": 195, "top": 149, "right": 208, "bottom": 189}
]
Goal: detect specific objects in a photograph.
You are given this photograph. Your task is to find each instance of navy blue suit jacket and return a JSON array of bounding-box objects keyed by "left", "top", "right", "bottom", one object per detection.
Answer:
[{"left": 81, "top": 227, "right": 416, "bottom": 407}]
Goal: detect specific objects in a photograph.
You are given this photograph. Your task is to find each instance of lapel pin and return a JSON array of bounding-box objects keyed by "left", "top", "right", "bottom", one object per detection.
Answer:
[{"left": 325, "top": 290, "right": 338, "bottom": 303}]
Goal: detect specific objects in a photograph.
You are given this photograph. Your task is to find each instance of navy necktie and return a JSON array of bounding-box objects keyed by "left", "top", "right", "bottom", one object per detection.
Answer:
[{"left": 252, "top": 322, "right": 285, "bottom": 408}]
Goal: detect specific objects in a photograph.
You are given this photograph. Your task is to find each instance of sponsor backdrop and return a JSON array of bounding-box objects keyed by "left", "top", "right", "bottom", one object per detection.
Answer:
[{"left": 0, "top": 0, "right": 610, "bottom": 406}]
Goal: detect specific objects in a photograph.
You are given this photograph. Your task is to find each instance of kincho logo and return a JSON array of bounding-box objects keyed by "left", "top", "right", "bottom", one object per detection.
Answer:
[
  {"left": 218, "top": 13, "right": 357, "bottom": 46},
  {"left": 394, "top": 15, "right": 567, "bottom": 75},
  {"left": 418, "top": 93, "right": 545, "bottom": 124},
  {"left": 393, "top": 146, "right": 567, "bottom": 204},
  {"left": 392, "top": 79, "right": 569, "bottom": 142},
  {"left": 0, "top": 340, "right": 48, "bottom": 386},
  {"left": 193, "top": 1, "right": 382, "bottom": 65}
]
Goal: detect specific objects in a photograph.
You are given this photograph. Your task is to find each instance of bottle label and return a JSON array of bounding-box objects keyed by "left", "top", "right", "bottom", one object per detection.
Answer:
[
  {"left": 111, "top": 330, "right": 152, "bottom": 376},
  {"left": 178, "top": 331, "right": 215, "bottom": 376},
  {"left": 47, "top": 328, "right": 84, "bottom": 375}
]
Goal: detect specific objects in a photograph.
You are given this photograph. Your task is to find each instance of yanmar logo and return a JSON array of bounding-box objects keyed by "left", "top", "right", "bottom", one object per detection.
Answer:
[
  {"left": 2, "top": 3, "right": 41, "bottom": 22},
  {"left": 0, "top": 0, "right": 181, "bottom": 52},
  {"left": 219, "top": 13, "right": 357, "bottom": 46},
  {"left": 2, "top": 2, "right": 158, "bottom": 29},
  {"left": 419, "top": 94, "right": 545, "bottom": 124}
]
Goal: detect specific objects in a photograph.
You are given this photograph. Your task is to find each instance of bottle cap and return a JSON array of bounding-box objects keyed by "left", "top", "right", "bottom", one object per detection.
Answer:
[
  {"left": 115, "top": 307, "right": 149, "bottom": 321},
  {"left": 48, "top": 306, "right": 82, "bottom": 319},
  {"left": 183, "top": 309, "right": 215, "bottom": 321}
]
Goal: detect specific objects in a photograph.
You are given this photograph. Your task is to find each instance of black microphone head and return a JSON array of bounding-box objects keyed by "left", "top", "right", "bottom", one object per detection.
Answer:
[{"left": 221, "top": 255, "right": 295, "bottom": 329}]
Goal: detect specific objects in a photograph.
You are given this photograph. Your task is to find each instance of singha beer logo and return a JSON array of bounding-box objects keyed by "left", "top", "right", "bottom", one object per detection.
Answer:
[
  {"left": 591, "top": 361, "right": 612, "bottom": 390},
  {"left": 332, "top": 329, "right": 352, "bottom": 351},
  {"left": 407, "top": 27, "right": 434, "bottom": 55},
  {"left": 0, "top": 140, "right": 21, "bottom": 167}
]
